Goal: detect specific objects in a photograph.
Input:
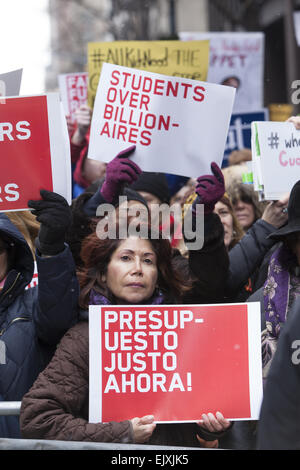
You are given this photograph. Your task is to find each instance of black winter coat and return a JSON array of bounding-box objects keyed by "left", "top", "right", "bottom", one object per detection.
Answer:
[
  {"left": 226, "top": 219, "right": 277, "bottom": 302},
  {"left": 257, "top": 297, "right": 300, "bottom": 449},
  {"left": 0, "top": 214, "right": 79, "bottom": 438}
]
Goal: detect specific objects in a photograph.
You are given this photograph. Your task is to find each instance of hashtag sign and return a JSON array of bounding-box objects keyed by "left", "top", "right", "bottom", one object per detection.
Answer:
[
  {"left": 268, "top": 132, "right": 280, "bottom": 149},
  {"left": 90, "top": 49, "right": 103, "bottom": 68}
]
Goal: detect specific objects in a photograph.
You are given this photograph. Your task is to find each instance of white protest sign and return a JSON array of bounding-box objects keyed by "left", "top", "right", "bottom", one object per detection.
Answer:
[
  {"left": 251, "top": 121, "right": 300, "bottom": 200},
  {"left": 58, "top": 72, "right": 88, "bottom": 122},
  {"left": 179, "top": 32, "right": 264, "bottom": 113},
  {"left": 0, "top": 69, "right": 23, "bottom": 98},
  {"left": 88, "top": 63, "right": 235, "bottom": 178},
  {"left": 294, "top": 11, "right": 300, "bottom": 46}
]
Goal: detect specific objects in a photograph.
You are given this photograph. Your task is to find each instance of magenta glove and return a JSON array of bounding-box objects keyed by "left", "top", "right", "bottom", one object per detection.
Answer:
[
  {"left": 194, "top": 162, "right": 225, "bottom": 215},
  {"left": 100, "top": 145, "right": 142, "bottom": 203}
]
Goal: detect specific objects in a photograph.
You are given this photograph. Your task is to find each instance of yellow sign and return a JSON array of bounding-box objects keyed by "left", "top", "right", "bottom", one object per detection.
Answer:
[{"left": 88, "top": 40, "right": 210, "bottom": 107}]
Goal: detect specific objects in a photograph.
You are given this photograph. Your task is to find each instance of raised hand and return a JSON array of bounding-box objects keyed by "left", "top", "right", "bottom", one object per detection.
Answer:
[
  {"left": 101, "top": 145, "right": 142, "bottom": 203},
  {"left": 28, "top": 190, "right": 71, "bottom": 256},
  {"left": 194, "top": 162, "right": 225, "bottom": 214}
]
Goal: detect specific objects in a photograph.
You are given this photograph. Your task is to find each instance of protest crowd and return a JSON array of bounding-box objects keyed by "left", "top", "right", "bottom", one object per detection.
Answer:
[{"left": 1, "top": 29, "right": 300, "bottom": 453}]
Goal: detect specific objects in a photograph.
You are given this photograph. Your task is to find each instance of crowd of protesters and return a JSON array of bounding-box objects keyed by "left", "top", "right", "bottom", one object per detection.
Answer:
[{"left": 0, "top": 95, "right": 299, "bottom": 450}]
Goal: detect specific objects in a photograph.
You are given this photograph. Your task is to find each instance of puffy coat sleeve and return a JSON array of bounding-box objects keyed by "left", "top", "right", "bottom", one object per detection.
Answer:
[
  {"left": 33, "top": 245, "right": 79, "bottom": 346},
  {"left": 226, "top": 219, "right": 276, "bottom": 297},
  {"left": 20, "top": 322, "right": 133, "bottom": 443}
]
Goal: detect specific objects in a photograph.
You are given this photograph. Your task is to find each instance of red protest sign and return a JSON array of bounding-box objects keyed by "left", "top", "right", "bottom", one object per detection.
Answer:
[
  {"left": 0, "top": 94, "right": 71, "bottom": 211},
  {"left": 89, "top": 303, "right": 262, "bottom": 423},
  {"left": 58, "top": 72, "right": 88, "bottom": 122}
]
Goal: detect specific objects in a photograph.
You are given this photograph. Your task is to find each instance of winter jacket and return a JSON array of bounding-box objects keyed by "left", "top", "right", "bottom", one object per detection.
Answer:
[
  {"left": 20, "top": 212, "right": 231, "bottom": 446},
  {"left": 0, "top": 214, "right": 79, "bottom": 438},
  {"left": 257, "top": 297, "right": 300, "bottom": 449},
  {"left": 20, "top": 315, "right": 230, "bottom": 446},
  {"left": 226, "top": 219, "right": 277, "bottom": 302}
]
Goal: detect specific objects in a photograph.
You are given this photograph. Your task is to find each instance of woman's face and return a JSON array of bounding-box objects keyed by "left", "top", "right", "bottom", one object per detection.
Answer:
[
  {"left": 103, "top": 237, "right": 158, "bottom": 304},
  {"left": 214, "top": 201, "right": 234, "bottom": 249},
  {"left": 232, "top": 199, "right": 255, "bottom": 230}
]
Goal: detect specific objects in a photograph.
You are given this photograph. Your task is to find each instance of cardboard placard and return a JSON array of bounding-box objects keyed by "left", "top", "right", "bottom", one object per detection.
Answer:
[
  {"left": 58, "top": 72, "right": 88, "bottom": 122},
  {"left": 0, "top": 69, "right": 23, "bottom": 99},
  {"left": 0, "top": 94, "right": 71, "bottom": 211},
  {"left": 88, "top": 63, "right": 235, "bottom": 177},
  {"left": 88, "top": 40, "right": 210, "bottom": 108},
  {"left": 251, "top": 120, "right": 300, "bottom": 200},
  {"left": 179, "top": 32, "right": 264, "bottom": 113},
  {"left": 89, "top": 303, "right": 263, "bottom": 423}
]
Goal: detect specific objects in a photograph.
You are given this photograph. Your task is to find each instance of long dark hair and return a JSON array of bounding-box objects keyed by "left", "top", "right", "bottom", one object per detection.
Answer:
[{"left": 78, "top": 221, "right": 191, "bottom": 308}]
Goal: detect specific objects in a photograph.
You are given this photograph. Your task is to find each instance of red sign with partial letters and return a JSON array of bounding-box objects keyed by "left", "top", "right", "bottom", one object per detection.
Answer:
[
  {"left": 0, "top": 95, "right": 53, "bottom": 210},
  {"left": 58, "top": 72, "right": 88, "bottom": 122},
  {"left": 0, "top": 94, "right": 71, "bottom": 211},
  {"left": 89, "top": 303, "right": 263, "bottom": 423}
]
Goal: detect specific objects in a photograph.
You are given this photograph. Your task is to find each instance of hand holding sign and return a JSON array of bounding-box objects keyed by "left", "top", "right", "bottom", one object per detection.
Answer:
[
  {"left": 71, "top": 104, "right": 92, "bottom": 146},
  {"left": 28, "top": 190, "right": 71, "bottom": 256},
  {"left": 287, "top": 115, "right": 300, "bottom": 130},
  {"left": 261, "top": 194, "right": 289, "bottom": 228},
  {"left": 194, "top": 162, "right": 225, "bottom": 214},
  {"left": 131, "top": 414, "right": 156, "bottom": 443},
  {"left": 100, "top": 145, "right": 142, "bottom": 203},
  {"left": 196, "top": 411, "right": 231, "bottom": 448}
]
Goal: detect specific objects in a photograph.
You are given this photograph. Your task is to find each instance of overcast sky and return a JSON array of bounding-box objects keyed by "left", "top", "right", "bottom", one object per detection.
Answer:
[{"left": 0, "top": 0, "right": 51, "bottom": 95}]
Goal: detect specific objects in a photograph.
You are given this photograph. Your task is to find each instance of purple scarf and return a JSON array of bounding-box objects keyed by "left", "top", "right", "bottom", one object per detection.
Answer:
[
  {"left": 262, "top": 244, "right": 299, "bottom": 378},
  {"left": 263, "top": 244, "right": 295, "bottom": 338},
  {"left": 89, "top": 289, "right": 165, "bottom": 306}
]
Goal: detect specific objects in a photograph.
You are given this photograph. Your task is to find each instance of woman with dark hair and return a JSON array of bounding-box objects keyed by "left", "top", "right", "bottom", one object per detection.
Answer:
[
  {"left": 0, "top": 190, "right": 79, "bottom": 438},
  {"left": 223, "top": 189, "right": 289, "bottom": 304},
  {"left": 228, "top": 182, "right": 263, "bottom": 231},
  {"left": 78, "top": 223, "right": 188, "bottom": 309},
  {"left": 20, "top": 163, "right": 232, "bottom": 448}
]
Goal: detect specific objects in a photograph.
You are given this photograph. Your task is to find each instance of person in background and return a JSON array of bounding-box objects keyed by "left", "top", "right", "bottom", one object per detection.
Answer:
[
  {"left": 256, "top": 297, "right": 300, "bottom": 450},
  {"left": 227, "top": 182, "right": 263, "bottom": 232},
  {"left": 65, "top": 146, "right": 148, "bottom": 268},
  {"left": 20, "top": 212, "right": 231, "bottom": 447},
  {"left": 214, "top": 194, "right": 244, "bottom": 251},
  {"left": 255, "top": 180, "right": 300, "bottom": 383},
  {"left": 67, "top": 104, "right": 107, "bottom": 198},
  {"left": 0, "top": 190, "right": 79, "bottom": 438},
  {"left": 222, "top": 163, "right": 249, "bottom": 192},
  {"left": 6, "top": 211, "right": 40, "bottom": 258},
  {"left": 130, "top": 171, "right": 171, "bottom": 219},
  {"left": 70, "top": 104, "right": 106, "bottom": 196},
  {"left": 227, "top": 148, "right": 252, "bottom": 167},
  {"left": 223, "top": 192, "right": 289, "bottom": 304}
]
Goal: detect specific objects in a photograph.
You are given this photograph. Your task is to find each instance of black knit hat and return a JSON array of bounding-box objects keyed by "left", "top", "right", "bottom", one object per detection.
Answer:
[
  {"left": 118, "top": 187, "right": 148, "bottom": 208},
  {"left": 130, "top": 172, "right": 170, "bottom": 204},
  {"left": 268, "top": 179, "right": 300, "bottom": 240},
  {"left": 84, "top": 178, "right": 148, "bottom": 208}
]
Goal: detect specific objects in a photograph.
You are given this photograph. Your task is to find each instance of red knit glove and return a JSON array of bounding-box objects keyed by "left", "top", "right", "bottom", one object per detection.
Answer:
[
  {"left": 100, "top": 145, "right": 142, "bottom": 203},
  {"left": 194, "top": 162, "right": 225, "bottom": 214}
]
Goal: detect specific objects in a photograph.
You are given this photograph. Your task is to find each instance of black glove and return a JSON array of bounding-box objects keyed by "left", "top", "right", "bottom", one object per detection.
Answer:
[{"left": 28, "top": 189, "right": 72, "bottom": 256}]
